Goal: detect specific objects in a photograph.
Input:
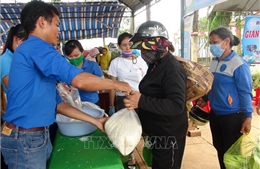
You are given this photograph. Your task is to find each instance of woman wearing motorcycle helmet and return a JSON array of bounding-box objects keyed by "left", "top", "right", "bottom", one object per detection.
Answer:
[{"left": 124, "top": 21, "right": 188, "bottom": 169}]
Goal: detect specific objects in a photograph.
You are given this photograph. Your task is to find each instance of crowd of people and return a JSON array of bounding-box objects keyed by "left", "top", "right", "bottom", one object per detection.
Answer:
[
  {"left": 0, "top": 1, "right": 259, "bottom": 169},
  {"left": 0, "top": 1, "right": 130, "bottom": 169}
]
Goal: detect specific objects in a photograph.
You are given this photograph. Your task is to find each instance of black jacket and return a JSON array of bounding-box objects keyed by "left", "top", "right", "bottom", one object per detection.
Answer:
[{"left": 138, "top": 53, "right": 188, "bottom": 138}]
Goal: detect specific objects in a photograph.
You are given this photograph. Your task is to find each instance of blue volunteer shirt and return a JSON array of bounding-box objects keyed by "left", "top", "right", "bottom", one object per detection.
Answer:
[
  {"left": 208, "top": 50, "right": 253, "bottom": 118},
  {"left": 5, "top": 36, "right": 83, "bottom": 129},
  {"left": 78, "top": 59, "right": 103, "bottom": 103},
  {"left": 0, "top": 49, "right": 13, "bottom": 92}
]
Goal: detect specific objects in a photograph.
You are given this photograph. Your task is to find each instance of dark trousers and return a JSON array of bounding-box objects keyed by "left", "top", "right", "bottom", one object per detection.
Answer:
[
  {"left": 209, "top": 111, "right": 245, "bottom": 169},
  {"left": 151, "top": 135, "right": 186, "bottom": 169},
  {"left": 49, "top": 122, "right": 58, "bottom": 145},
  {"left": 116, "top": 96, "right": 139, "bottom": 114},
  {"left": 116, "top": 96, "right": 126, "bottom": 110}
]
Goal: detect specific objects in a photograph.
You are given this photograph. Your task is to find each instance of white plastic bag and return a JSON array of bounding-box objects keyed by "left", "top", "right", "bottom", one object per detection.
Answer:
[
  {"left": 56, "top": 82, "right": 82, "bottom": 109},
  {"left": 56, "top": 82, "right": 84, "bottom": 122},
  {"left": 105, "top": 108, "right": 142, "bottom": 156}
]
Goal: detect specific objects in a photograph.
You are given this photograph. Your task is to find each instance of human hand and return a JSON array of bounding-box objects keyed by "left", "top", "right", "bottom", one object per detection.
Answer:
[
  {"left": 115, "top": 81, "right": 131, "bottom": 95},
  {"left": 124, "top": 91, "right": 141, "bottom": 110},
  {"left": 108, "top": 106, "right": 115, "bottom": 116},
  {"left": 96, "top": 117, "right": 109, "bottom": 133},
  {"left": 62, "top": 83, "right": 71, "bottom": 92},
  {"left": 240, "top": 118, "right": 251, "bottom": 134},
  {"left": 196, "top": 98, "right": 207, "bottom": 108}
]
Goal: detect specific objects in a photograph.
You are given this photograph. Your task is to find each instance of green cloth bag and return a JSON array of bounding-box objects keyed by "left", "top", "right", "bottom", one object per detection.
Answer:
[
  {"left": 142, "top": 136, "right": 153, "bottom": 167},
  {"left": 224, "top": 134, "right": 260, "bottom": 169}
]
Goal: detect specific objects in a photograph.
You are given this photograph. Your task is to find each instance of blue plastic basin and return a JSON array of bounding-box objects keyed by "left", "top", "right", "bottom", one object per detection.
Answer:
[{"left": 55, "top": 107, "right": 103, "bottom": 137}]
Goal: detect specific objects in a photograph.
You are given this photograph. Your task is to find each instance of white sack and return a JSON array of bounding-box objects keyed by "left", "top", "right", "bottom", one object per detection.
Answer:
[{"left": 105, "top": 108, "right": 142, "bottom": 156}]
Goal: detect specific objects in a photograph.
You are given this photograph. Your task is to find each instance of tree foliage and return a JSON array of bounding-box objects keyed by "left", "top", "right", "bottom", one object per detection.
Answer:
[
  {"left": 197, "top": 16, "right": 209, "bottom": 49},
  {"left": 232, "top": 11, "right": 256, "bottom": 29},
  {"left": 198, "top": 16, "right": 208, "bottom": 33},
  {"left": 209, "top": 11, "right": 232, "bottom": 31}
]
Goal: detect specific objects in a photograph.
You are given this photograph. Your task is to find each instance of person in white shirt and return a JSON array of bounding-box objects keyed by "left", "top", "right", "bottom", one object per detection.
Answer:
[{"left": 107, "top": 32, "right": 148, "bottom": 169}]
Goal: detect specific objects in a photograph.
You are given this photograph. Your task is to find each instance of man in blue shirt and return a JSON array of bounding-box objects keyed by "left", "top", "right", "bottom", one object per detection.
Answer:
[{"left": 1, "top": 1, "right": 131, "bottom": 169}]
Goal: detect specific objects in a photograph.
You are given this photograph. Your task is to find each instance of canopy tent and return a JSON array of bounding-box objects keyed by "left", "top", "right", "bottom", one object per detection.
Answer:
[
  {"left": 181, "top": 0, "right": 260, "bottom": 58},
  {"left": 211, "top": 0, "right": 260, "bottom": 12},
  {"left": 119, "top": 0, "right": 153, "bottom": 13},
  {"left": 0, "top": 1, "right": 128, "bottom": 44},
  {"left": 0, "top": 0, "right": 155, "bottom": 45}
]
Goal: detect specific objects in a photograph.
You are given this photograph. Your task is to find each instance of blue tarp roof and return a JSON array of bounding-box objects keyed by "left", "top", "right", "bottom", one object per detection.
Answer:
[{"left": 0, "top": 1, "right": 126, "bottom": 44}]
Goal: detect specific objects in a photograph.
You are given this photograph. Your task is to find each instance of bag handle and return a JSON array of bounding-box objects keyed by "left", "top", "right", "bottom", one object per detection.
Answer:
[{"left": 174, "top": 55, "right": 190, "bottom": 63}]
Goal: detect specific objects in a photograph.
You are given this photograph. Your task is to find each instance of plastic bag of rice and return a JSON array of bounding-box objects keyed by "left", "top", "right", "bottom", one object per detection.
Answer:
[{"left": 105, "top": 108, "right": 142, "bottom": 156}]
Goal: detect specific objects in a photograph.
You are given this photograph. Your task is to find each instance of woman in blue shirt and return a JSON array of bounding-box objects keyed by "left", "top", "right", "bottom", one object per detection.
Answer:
[
  {"left": 0, "top": 24, "right": 28, "bottom": 169},
  {"left": 198, "top": 27, "right": 253, "bottom": 169},
  {"left": 64, "top": 40, "right": 104, "bottom": 105},
  {"left": 0, "top": 24, "right": 28, "bottom": 93}
]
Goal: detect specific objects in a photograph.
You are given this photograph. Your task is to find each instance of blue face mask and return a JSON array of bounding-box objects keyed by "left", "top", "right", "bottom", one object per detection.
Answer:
[{"left": 210, "top": 40, "right": 226, "bottom": 58}]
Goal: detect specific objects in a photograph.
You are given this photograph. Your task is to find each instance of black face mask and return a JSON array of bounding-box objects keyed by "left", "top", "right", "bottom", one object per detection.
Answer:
[{"left": 141, "top": 50, "right": 159, "bottom": 64}]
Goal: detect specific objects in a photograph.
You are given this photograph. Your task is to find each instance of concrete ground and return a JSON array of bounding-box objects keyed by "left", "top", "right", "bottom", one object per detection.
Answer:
[
  {"left": 134, "top": 105, "right": 259, "bottom": 169},
  {"left": 182, "top": 106, "right": 260, "bottom": 169}
]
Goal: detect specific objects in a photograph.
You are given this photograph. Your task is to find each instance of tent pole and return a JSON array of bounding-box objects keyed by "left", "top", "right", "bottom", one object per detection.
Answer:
[
  {"left": 103, "top": 38, "right": 105, "bottom": 47},
  {"left": 130, "top": 11, "right": 135, "bottom": 34},
  {"left": 180, "top": 0, "right": 184, "bottom": 58},
  {"left": 146, "top": 3, "right": 151, "bottom": 21}
]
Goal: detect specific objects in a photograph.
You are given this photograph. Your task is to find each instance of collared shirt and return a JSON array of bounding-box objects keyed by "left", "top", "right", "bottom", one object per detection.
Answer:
[
  {"left": 78, "top": 59, "right": 103, "bottom": 103},
  {"left": 4, "top": 36, "right": 83, "bottom": 128},
  {"left": 209, "top": 50, "right": 253, "bottom": 118}
]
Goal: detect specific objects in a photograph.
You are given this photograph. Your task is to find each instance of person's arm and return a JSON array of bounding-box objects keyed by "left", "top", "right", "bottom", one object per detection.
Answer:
[
  {"left": 1, "top": 85, "right": 7, "bottom": 114},
  {"left": 234, "top": 64, "right": 253, "bottom": 134},
  {"left": 71, "top": 72, "right": 131, "bottom": 95},
  {"left": 32, "top": 46, "right": 131, "bottom": 94},
  {"left": 108, "top": 76, "right": 117, "bottom": 115},
  {"left": 234, "top": 64, "right": 253, "bottom": 118},
  {"left": 2, "top": 76, "right": 8, "bottom": 89},
  {"left": 56, "top": 102, "right": 108, "bottom": 132},
  {"left": 1, "top": 54, "right": 12, "bottom": 89},
  {"left": 195, "top": 95, "right": 208, "bottom": 108},
  {"left": 109, "top": 76, "right": 117, "bottom": 107}
]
